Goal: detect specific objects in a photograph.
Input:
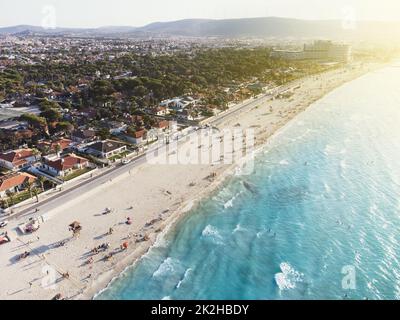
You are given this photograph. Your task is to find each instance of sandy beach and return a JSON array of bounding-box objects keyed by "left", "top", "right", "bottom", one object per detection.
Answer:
[{"left": 0, "top": 61, "right": 383, "bottom": 300}]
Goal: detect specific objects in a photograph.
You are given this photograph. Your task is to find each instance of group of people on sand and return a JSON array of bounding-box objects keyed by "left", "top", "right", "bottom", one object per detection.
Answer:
[
  {"left": 19, "top": 251, "right": 30, "bottom": 260},
  {"left": 104, "top": 252, "right": 114, "bottom": 262},
  {"left": 91, "top": 243, "right": 110, "bottom": 255},
  {"left": 56, "top": 240, "right": 67, "bottom": 248},
  {"left": 106, "top": 215, "right": 133, "bottom": 237}
]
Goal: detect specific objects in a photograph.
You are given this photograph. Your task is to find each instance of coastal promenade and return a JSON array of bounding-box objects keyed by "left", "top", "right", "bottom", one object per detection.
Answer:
[{"left": 2, "top": 81, "right": 290, "bottom": 221}]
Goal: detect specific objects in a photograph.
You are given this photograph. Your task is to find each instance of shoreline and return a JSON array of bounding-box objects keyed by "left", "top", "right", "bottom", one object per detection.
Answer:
[
  {"left": 80, "top": 61, "right": 387, "bottom": 300},
  {"left": 0, "top": 61, "right": 387, "bottom": 300}
]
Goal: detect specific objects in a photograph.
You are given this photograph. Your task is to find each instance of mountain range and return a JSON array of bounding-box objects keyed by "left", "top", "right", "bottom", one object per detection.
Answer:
[{"left": 1, "top": 17, "right": 399, "bottom": 41}]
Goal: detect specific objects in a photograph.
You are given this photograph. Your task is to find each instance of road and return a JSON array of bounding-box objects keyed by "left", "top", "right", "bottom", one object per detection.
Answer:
[{"left": 7, "top": 152, "right": 149, "bottom": 221}]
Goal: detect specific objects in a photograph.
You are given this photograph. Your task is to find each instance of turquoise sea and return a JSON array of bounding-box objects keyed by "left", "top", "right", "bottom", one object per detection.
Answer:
[{"left": 97, "top": 62, "right": 400, "bottom": 300}]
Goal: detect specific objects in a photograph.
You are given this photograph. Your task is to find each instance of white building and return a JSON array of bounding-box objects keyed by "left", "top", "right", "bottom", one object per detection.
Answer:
[
  {"left": 271, "top": 40, "right": 352, "bottom": 63},
  {"left": 160, "top": 96, "right": 198, "bottom": 112}
]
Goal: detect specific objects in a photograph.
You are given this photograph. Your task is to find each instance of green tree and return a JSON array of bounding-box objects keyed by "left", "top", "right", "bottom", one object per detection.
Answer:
[
  {"left": 38, "top": 176, "right": 46, "bottom": 192},
  {"left": 56, "top": 121, "right": 74, "bottom": 134},
  {"left": 97, "top": 128, "right": 110, "bottom": 140},
  {"left": 40, "top": 108, "right": 61, "bottom": 123}
]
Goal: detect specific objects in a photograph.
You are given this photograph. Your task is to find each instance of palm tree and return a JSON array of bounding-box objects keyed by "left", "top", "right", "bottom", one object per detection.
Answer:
[
  {"left": 33, "top": 188, "right": 39, "bottom": 203},
  {"left": 43, "top": 146, "right": 51, "bottom": 156},
  {"left": 6, "top": 190, "right": 15, "bottom": 206},
  {"left": 55, "top": 144, "right": 61, "bottom": 157},
  {"left": 27, "top": 181, "right": 34, "bottom": 200},
  {"left": 38, "top": 176, "right": 46, "bottom": 192},
  {"left": 31, "top": 148, "right": 41, "bottom": 160},
  {"left": 2, "top": 197, "right": 9, "bottom": 209}
]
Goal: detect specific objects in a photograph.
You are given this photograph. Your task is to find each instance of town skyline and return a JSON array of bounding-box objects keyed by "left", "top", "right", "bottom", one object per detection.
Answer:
[{"left": 1, "top": 0, "right": 400, "bottom": 28}]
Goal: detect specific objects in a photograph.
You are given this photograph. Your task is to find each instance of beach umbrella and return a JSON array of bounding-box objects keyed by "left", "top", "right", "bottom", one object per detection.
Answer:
[{"left": 69, "top": 221, "right": 81, "bottom": 230}]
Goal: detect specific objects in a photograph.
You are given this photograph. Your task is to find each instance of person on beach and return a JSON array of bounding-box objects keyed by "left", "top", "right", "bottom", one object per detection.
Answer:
[
  {"left": 52, "top": 293, "right": 63, "bottom": 300},
  {"left": 121, "top": 242, "right": 129, "bottom": 251}
]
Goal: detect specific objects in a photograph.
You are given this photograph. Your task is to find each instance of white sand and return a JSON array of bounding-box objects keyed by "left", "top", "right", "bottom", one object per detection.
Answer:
[{"left": 0, "top": 62, "right": 382, "bottom": 300}]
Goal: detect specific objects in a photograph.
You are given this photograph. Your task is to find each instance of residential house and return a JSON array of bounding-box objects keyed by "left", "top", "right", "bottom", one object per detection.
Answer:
[
  {"left": 177, "top": 109, "right": 204, "bottom": 122},
  {"left": 154, "top": 120, "right": 169, "bottom": 132},
  {"left": 37, "top": 138, "right": 73, "bottom": 154},
  {"left": 124, "top": 127, "right": 159, "bottom": 145},
  {"left": 71, "top": 129, "right": 97, "bottom": 144},
  {"left": 149, "top": 106, "right": 169, "bottom": 116},
  {"left": 0, "top": 149, "right": 38, "bottom": 171},
  {"left": 129, "top": 115, "right": 144, "bottom": 127},
  {"left": 0, "top": 172, "right": 37, "bottom": 198},
  {"left": 100, "top": 121, "right": 127, "bottom": 135},
  {"left": 40, "top": 154, "right": 89, "bottom": 177},
  {"left": 85, "top": 140, "right": 127, "bottom": 159},
  {"left": 123, "top": 129, "right": 146, "bottom": 145}
]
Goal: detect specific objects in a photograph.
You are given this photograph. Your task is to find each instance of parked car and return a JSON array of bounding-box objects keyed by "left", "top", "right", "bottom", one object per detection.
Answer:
[
  {"left": 122, "top": 159, "right": 132, "bottom": 165},
  {"left": 0, "top": 221, "right": 8, "bottom": 228}
]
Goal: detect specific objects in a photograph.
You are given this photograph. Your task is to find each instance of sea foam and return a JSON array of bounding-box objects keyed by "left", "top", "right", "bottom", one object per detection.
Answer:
[
  {"left": 202, "top": 225, "right": 223, "bottom": 244},
  {"left": 275, "top": 262, "right": 304, "bottom": 291},
  {"left": 176, "top": 268, "right": 193, "bottom": 289},
  {"left": 153, "top": 258, "right": 177, "bottom": 278}
]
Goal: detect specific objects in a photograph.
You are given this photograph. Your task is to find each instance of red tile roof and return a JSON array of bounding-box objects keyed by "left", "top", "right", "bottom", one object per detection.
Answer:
[
  {"left": 38, "top": 139, "right": 72, "bottom": 152},
  {"left": 134, "top": 129, "right": 146, "bottom": 139},
  {"left": 0, "top": 172, "right": 37, "bottom": 192},
  {"left": 0, "top": 149, "right": 34, "bottom": 167},
  {"left": 47, "top": 154, "right": 88, "bottom": 172}
]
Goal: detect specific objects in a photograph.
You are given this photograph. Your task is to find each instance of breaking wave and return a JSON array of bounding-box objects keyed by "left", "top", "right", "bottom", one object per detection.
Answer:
[
  {"left": 176, "top": 268, "right": 193, "bottom": 289},
  {"left": 275, "top": 262, "right": 304, "bottom": 291},
  {"left": 152, "top": 258, "right": 178, "bottom": 278}
]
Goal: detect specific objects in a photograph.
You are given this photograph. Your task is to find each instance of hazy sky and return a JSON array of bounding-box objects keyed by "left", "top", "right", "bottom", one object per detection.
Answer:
[{"left": 1, "top": 0, "right": 400, "bottom": 28}]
